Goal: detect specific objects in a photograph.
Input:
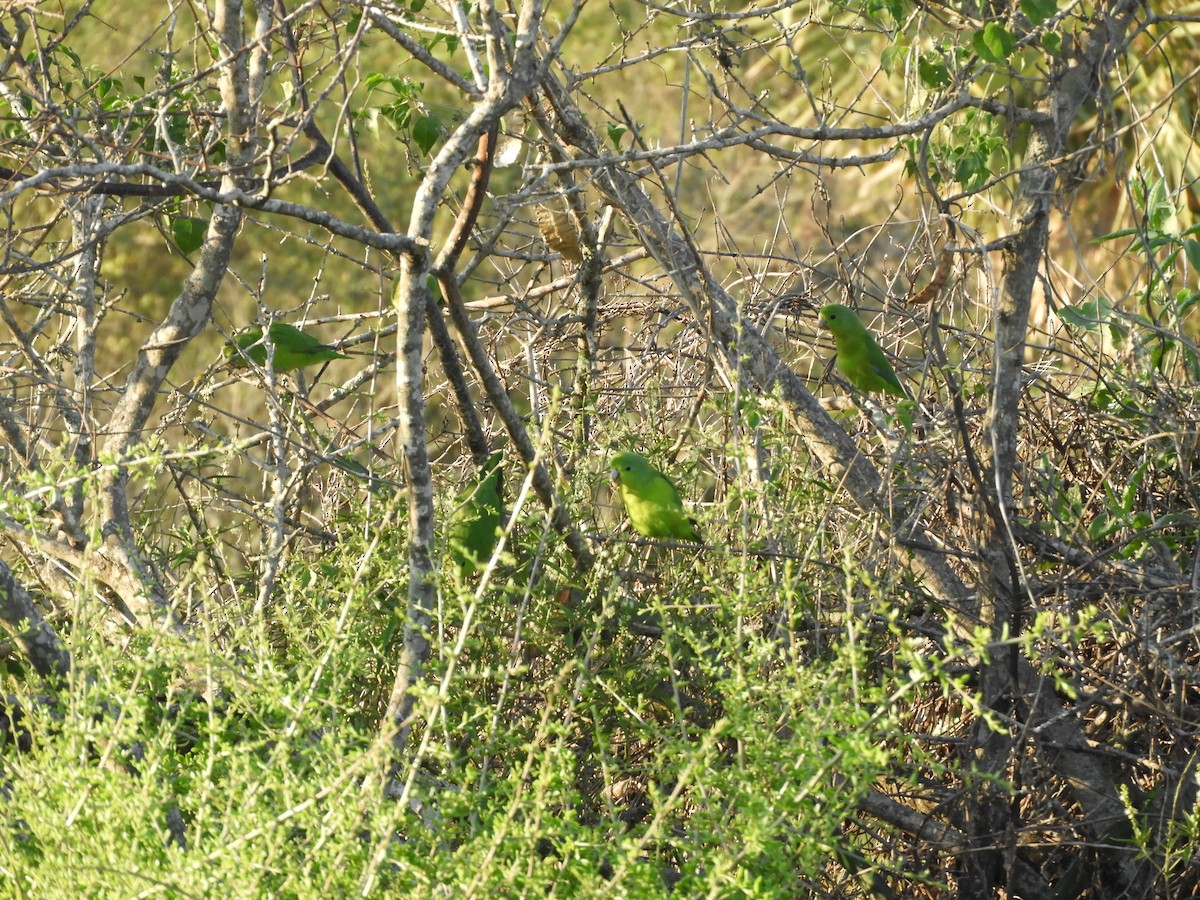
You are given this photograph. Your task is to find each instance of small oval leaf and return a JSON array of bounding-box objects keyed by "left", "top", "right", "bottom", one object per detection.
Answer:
[
  {"left": 412, "top": 113, "right": 441, "bottom": 154},
  {"left": 171, "top": 216, "right": 206, "bottom": 255}
]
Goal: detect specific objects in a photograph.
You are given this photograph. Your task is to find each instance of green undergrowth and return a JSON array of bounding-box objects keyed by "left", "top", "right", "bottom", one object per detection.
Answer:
[{"left": 0, "top": 424, "right": 963, "bottom": 897}]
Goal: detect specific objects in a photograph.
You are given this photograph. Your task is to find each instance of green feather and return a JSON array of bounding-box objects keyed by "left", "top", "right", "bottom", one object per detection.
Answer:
[
  {"left": 226, "top": 322, "right": 348, "bottom": 372},
  {"left": 818, "top": 304, "right": 908, "bottom": 398},
  {"left": 609, "top": 451, "right": 701, "bottom": 543}
]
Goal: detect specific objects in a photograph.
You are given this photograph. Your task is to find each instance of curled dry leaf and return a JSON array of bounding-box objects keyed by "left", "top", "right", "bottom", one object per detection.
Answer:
[{"left": 536, "top": 206, "right": 584, "bottom": 263}]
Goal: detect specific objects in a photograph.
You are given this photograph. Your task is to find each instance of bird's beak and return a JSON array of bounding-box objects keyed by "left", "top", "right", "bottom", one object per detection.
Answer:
[{"left": 609, "top": 467, "right": 619, "bottom": 482}]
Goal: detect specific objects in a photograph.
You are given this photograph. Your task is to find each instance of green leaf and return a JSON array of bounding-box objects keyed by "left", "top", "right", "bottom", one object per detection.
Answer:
[
  {"left": 893, "top": 398, "right": 917, "bottom": 432},
  {"left": 95, "top": 77, "right": 121, "bottom": 101},
  {"left": 1041, "top": 32, "right": 1061, "bottom": 55},
  {"left": 166, "top": 114, "right": 188, "bottom": 146},
  {"left": 972, "top": 23, "right": 1015, "bottom": 64},
  {"left": 412, "top": 113, "right": 441, "bottom": 154},
  {"left": 864, "top": 0, "right": 907, "bottom": 26},
  {"left": 1021, "top": 0, "right": 1058, "bottom": 25},
  {"left": 1144, "top": 178, "right": 1174, "bottom": 233},
  {"left": 953, "top": 149, "right": 991, "bottom": 190},
  {"left": 365, "top": 73, "right": 419, "bottom": 100},
  {"left": 1058, "top": 296, "right": 1117, "bottom": 334},
  {"left": 56, "top": 44, "right": 82, "bottom": 69},
  {"left": 606, "top": 122, "right": 627, "bottom": 149},
  {"left": 1184, "top": 239, "right": 1200, "bottom": 275},
  {"left": 384, "top": 102, "right": 412, "bottom": 131},
  {"left": 1093, "top": 226, "right": 1140, "bottom": 244},
  {"left": 881, "top": 43, "right": 905, "bottom": 76},
  {"left": 918, "top": 54, "right": 949, "bottom": 89},
  {"left": 170, "top": 216, "right": 206, "bottom": 255},
  {"left": 1175, "top": 288, "right": 1200, "bottom": 317}
]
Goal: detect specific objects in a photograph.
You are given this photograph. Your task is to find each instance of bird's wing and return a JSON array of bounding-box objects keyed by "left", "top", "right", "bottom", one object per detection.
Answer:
[{"left": 648, "top": 472, "right": 685, "bottom": 509}]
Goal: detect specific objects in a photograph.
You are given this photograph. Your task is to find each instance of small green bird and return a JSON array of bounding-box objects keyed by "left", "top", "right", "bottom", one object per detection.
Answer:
[
  {"left": 226, "top": 322, "right": 348, "bottom": 372},
  {"left": 609, "top": 451, "right": 702, "bottom": 543},
  {"left": 818, "top": 303, "right": 908, "bottom": 398},
  {"left": 448, "top": 452, "right": 505, "bottom": 577}
]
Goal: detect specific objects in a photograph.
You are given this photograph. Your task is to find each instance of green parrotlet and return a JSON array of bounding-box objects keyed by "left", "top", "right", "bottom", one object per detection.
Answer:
[
  {"left": 448, "top": 452, "right": 505, "bottom": 576},
  {"left": 226, "top": 322, "right": 348, "bottom": 372},
  {"left": 609, "top": 451, "right": 701, "bottom": 543},
  {"left": 818, "top": 303, "right": 908, "bottom": 398}
]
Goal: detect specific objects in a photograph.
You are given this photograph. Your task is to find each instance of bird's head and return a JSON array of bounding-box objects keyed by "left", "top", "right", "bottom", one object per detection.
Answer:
[
  {"left": 610, "top": 451, "right": 640, "bottom": 484},
  {"left": 817, "top": 303, "right": 854, "bottom": 333},
  {"left": 224, "top": 326, "right": 266, "bottom": 367}
]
